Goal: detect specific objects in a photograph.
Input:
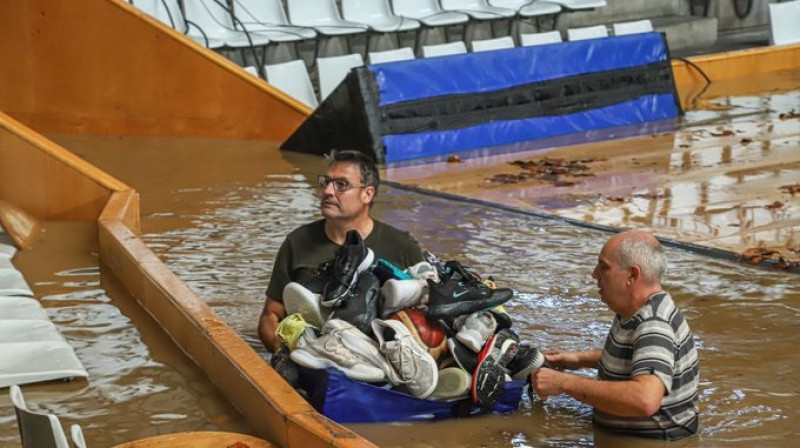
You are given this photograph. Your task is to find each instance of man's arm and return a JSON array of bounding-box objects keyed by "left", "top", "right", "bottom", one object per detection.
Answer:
[
  {"left": 531, "top": 369, "right": 665, "bottom": 417},
  {"left": 545, "top": 349, "right": 603, "bottom": 370},
  {"left": 258, "top": 297, "right": 286, "bottom": 353}
]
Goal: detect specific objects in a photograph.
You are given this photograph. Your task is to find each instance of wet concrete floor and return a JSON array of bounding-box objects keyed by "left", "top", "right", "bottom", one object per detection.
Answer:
[
  {"left": 385, "top": 70, "right": 800, "bottom": 268},
  {"left": 1, "top": 71, "right": 799, "bottom": 447}
]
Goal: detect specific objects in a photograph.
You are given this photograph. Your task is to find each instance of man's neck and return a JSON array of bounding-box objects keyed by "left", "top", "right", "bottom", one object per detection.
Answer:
[
  {"left": 619, "top": 285, "right": 664, "bottom": 319},
  {"left": 324, "top": 216, "right": 374, "bottom": 245}
]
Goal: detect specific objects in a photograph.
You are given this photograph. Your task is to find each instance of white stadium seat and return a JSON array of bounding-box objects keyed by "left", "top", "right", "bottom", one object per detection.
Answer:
[
  {"left": 286, "top": 0, "right": 369, "bottom": 36},
  {"left": 369, "top": 47, "right": 416, "bottom": 64},
  {"left": 233, "top": 0, "right": 317, "bottom": 42},
  {"left": 422, "top": 41, "right": 468, "bottom": 57},
  {"left": 441, "top": 0, "right": 517, "bottom": 20},
  {"left": 317, "top": 53, "right": 365, "bottom": 101},
  {"left": 768, "top": 0, "right": 800, "bottom": 46},
  {"left": 547, "top": 0, "right": 606, "bottom": 10},
  {"left": 520, "top": 30, "right": 562, "bottom": 46},
  {"left": 613, "top": 19, "right": 653, "bottom": 36},
  {"left": 342, "top": 0, "right": 421, "bottom": 33},
  {"left": 392, "top": 0, "right": 471, "bottom": 27},
  {"left": 567, "top": 24, "right": 608, "bottom": 41},
  {"left": 471, "top": 36, "right": 515, "bottom": 52},
  {"left": 490, "top": 0, "right": 562, "bottom": 18},
  {"left": 131, "top": 0, "right": 225, "bottom": 48},
  {"left": 264, "top": 60, "right": 319, "bottom": 108},
  {"left": 182, "top": 0, "right": 271, "bottom": 48}
]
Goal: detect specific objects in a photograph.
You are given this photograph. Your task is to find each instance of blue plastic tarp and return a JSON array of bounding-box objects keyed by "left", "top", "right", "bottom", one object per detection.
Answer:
[{"left": 298, "top": 366, "right": 526, "bottom": 423}]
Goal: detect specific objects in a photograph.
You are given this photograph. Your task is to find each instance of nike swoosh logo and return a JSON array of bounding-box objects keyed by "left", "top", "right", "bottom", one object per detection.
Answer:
[{"left": 453, "top": 290, "right": 470, "bottom": 298}]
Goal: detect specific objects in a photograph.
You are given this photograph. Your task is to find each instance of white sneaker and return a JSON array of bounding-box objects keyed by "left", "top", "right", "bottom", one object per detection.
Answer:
[
  {"left": 380, "top": 279, "right": 428, "bottom": 318},
  {"left": 283, "top": 282, "right": 330, "bottom": 328},
  {"left": 290, "top": 324, "right": 385, "bottom": 383},
  {"left": 371, "top": 318, "right": 438, "bottom": 399},
  {"left": 456, "top": 311, "right": 497, "bottom": 353},
  {"left": 405, "top": 261, "right": 439, "bottom": 282},
  {"left": 431, "top": 367, "right": 472, "bottom": 401},
  {"left": 323, "top": 319, "right": 403, "bottom": 385}
]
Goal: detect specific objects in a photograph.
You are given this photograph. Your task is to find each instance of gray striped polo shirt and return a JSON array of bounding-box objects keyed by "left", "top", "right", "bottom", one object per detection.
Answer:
[{"left": 594, "top": 291, "right": 699, "bottom": 440}]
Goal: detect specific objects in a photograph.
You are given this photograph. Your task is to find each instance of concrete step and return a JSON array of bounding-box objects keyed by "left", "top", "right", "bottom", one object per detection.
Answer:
[
  {"left": 652, "top": 15, "right": 718, "bottom": 51},
  {"left": 558, "top": 0, "right": 683, "bottom": 28},
  {"left": 554, "top": 13, "right": 718, "bottom": 52}
]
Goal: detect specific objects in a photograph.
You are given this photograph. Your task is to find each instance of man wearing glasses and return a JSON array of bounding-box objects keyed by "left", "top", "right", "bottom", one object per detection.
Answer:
[{"left": 258, "top": 150, "right": 424, "bottom": 353}]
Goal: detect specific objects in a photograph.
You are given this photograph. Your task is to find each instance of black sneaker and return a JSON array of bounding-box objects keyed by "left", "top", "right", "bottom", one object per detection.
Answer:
[
  {"left": 471, "top": 329, "right": 519, "bottom": 408},
  {"left": 507, "top": 342, "right": 545, "bottom": 381},
  {"left": 294, "top": 262, "right": 332, "bottom": 294},
  {"left": 423, "top": 251, "right": 448, "bottom": 279},
  {"left": 488, "top": 305, "right": 513, "bottom": 331},
  {"left": 321, "top": 230, "right": 375, "bottom": 307},
  {"left": 329, "top": 271, "right": 381, "bottom": 337},
  {"left": 426, "top": 261, "right": 513, "bottom": 323},
  {"left": 270, "top": 342, "right": 300, "bottom": 388},
  {"left": 447, "top": 337, "right": 478, "bottom": 373}
]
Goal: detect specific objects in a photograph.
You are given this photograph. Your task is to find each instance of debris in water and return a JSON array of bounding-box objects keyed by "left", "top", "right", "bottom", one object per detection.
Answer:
[
  {"left": 447, "top": 155, "right": 461, "bottom": 163},
  {"left": 779, "top": 109, "right": 799, "bottom": 120},
  {"left": 740, "top": 137, "right": 753, "bottom": 144},
  {"left": 487, "top": 157, "right": 600, "bottom": 186},
  {"left": 779, "top": 183, "right": 800, "bottom": 195},
  {"left": 710, "top": 129, "right": 735, "bottom": 137},
  {"left": 737, "top": 248, "right": 800, "bottom": 271},
  {"left": 765, "top": 201, "right": 784, "bottom": 210}
]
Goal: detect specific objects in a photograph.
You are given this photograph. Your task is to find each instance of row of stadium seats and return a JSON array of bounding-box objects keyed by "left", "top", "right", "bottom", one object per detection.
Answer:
[
  {"left": 245, "top": 18, "right": 652, "bottom": 109},
  {"left": 130, "top": 0, "right": 607, "bottom": 74}
]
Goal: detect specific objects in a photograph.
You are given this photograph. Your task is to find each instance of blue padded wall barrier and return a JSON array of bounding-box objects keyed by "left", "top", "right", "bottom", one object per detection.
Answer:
[
  {"left": 382, "top": 94, "right": 679, "bottom": 162},
  {"left": 372, "top": 33, "right": 670, "bottom": 106},
  {"left": 281, "top": 32, "right": 681, "bottom": 164}
]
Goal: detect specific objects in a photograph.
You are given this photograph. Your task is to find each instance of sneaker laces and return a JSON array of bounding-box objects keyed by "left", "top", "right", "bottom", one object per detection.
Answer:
[
  {"left": 391, "top": 335, "right": 421, "bottom": 384},
  {"left": 423, "top": 251, "right": 447, "bottom": 279},
  {"left": 321, "top": 330, "right": 357, "bottom": 366},
  {"left": 445, "top": 260, "right": 485, "bottom": 288}
]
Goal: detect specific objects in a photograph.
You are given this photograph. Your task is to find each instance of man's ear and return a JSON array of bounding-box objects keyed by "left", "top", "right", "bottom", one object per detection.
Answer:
[
  {"left": 362, "top": 185, "right": 376, "bottom": 205},
  {"left": 629, "top": 265, "right": 641, "bottom": 284}
]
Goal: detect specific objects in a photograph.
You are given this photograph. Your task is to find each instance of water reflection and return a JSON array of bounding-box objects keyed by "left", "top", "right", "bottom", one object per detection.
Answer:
[
  {"left": 136, "top": 175, "right": 799, "bottom": 447},
  {"left": 23, "top": 75, "right": 799, "bottom": 447},
  {"left": 0, "top": 222, "right": 251, "bottom": 447}
]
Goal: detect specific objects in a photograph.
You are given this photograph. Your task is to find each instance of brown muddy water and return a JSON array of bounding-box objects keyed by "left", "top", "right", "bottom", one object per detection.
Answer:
[{"left": 1, "top": 89, "right": 799, "bottom": 447}]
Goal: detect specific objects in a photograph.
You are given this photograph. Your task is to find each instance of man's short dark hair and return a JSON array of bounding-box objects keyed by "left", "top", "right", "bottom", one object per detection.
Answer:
[{"left": 327, "top": 150, "right": 380, "bottom": 199}]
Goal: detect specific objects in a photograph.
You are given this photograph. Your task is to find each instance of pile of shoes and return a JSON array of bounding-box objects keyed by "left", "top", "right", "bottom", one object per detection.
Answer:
[{"left": 275, "top": 229, "right": 545, "bottom": 407}]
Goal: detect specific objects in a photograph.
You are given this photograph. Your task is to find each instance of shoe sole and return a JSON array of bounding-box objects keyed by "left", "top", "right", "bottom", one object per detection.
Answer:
[
  {"left": 283, "top": 282, "right": 328, "bottom": 328},
  {"left": 380, "top": 279, "right": 425, "bottom": 318},
  {"left": 472, "top": 362, "right": 507, "bottom": 407},
  {"left": 432, "top": 367, "right": 471, "bottom": 401},
  {"left": 470, "top": 333, "right": 517, "bottom": 407},
  {"left": 510, "top": 348, "right": 545, "bottom": 381}
]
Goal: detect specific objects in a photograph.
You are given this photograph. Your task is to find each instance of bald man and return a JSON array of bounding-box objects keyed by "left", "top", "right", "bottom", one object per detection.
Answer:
[{"left": 531, "top": 230, "right": 699, "bottom": 440}]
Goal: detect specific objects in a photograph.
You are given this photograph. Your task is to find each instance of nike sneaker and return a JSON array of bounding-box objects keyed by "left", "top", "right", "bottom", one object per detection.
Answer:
[{"left": 321, "top": 229, "right": 374, "bottom": 307}]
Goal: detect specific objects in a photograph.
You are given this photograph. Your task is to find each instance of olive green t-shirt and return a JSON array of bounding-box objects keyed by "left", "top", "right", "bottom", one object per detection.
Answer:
[{"left": 266, "top": 219, "right": 424, "bottom": 302}]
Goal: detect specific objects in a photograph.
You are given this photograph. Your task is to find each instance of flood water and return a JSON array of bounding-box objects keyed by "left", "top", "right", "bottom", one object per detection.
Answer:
[{"left": 1, "top": 86, "right": 799, "bottom": 447}]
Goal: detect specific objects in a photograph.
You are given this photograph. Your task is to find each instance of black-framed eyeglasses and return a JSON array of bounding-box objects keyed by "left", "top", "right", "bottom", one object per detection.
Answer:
[{"left": 317, "top": 175, "right": 368, "bottom": 193}]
